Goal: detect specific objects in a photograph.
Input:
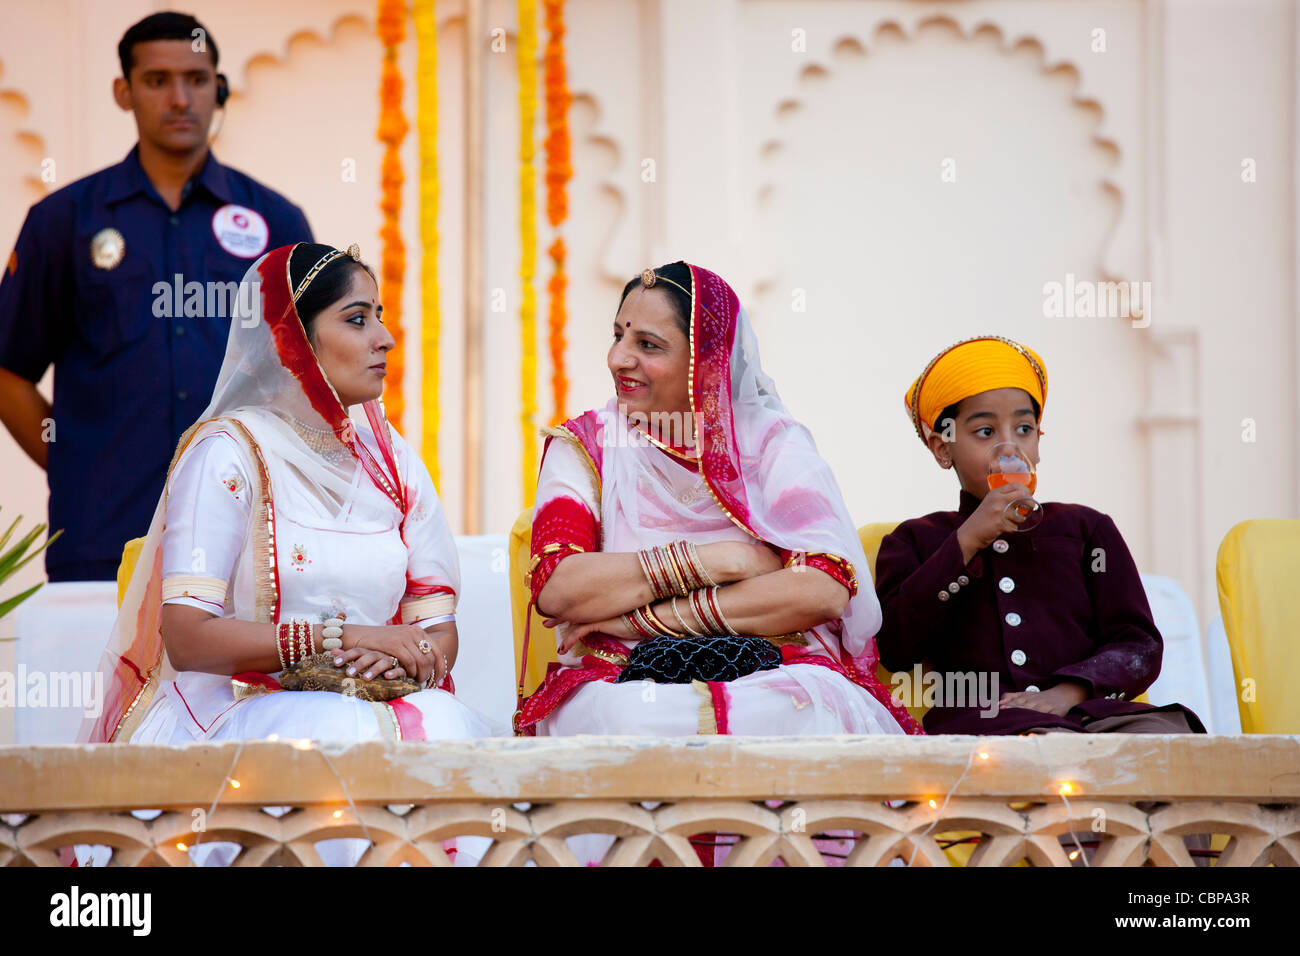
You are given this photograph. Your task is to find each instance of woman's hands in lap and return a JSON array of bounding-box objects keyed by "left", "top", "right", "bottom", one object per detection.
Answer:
[{"left": 331, "top": 624, "right": 435, "bottom": 686}]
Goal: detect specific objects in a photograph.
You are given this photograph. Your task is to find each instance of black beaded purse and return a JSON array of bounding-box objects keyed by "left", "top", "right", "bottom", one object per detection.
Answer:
[{"left": 614, "top": 635, "right": 782, "bottom": 684}]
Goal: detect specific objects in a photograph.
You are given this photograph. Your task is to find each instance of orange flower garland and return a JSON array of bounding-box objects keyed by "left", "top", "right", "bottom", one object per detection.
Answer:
[
  {"left": 518, "top": 0, "right": 540, "bottom": 504},
  {"left": 543, "top": 0, "right": 572, "bottom": 426},
  {"left": 377, "top": 0, "right": 408, "bottom": 430}
]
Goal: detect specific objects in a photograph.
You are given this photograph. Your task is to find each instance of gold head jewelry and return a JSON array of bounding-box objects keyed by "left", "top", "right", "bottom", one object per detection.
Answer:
[
  {"left": 292, "top": 243, "right": 363, "bottom": 303},
  {"left": 639, "top": 267, "right": 692, "bottom": 301}
]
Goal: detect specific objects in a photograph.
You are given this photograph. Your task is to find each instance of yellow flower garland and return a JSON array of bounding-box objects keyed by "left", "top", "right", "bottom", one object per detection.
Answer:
[
  {"left": 377, "top": 0, "right": 408, "bottom": 430},
  {"left": 414, "top": 0, "right": 440, "bottom": 486},
  {"left": 518, "top": 0, "right": 540, "bottom": 505}
]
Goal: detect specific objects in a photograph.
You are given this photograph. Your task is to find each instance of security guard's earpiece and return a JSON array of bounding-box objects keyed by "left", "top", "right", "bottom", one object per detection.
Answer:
[{"left": 215, "top": 73, "right": 230, "bottom": 108}]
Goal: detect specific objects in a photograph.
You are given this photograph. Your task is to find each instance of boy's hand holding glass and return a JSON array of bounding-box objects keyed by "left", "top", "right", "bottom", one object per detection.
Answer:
[
  {"left": 956, "top": 482, "right": 1036, "bottom": 561},
  {"left": 986, "top": 442, "right": 1042, "bottom": 531}
]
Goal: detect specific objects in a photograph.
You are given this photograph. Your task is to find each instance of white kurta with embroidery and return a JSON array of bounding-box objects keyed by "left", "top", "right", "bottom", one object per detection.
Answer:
[
  {"left": 131, "top": 415, "right": 499, "bottom": 746},
  {"left": 533, "top": 437, "right": 908, "bottom": 739}
]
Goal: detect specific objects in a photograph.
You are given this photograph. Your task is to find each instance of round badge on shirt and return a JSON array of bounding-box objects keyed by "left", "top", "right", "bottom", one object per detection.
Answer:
[
  {"left": 211, "top": 204, "right": 270, "bottom": 258},
  {"left": 90, "top": 227, "right": 126, "bottom": 270}
]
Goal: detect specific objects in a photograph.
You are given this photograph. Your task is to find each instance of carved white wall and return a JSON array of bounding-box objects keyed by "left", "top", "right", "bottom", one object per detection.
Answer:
[{"left": 0, "top": 0, "right": 1295, "bottom": 634}]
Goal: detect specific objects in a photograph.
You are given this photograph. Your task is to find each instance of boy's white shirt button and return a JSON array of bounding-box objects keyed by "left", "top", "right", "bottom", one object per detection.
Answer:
[
  {"left": 1025, "top": 684, "right": 1041, "bottom": 693},
  {"left": 1005, "top": 612, "right": 1022, "bottom": 626},
  {"left": 1011, "top": 649, "right": 1027, "bottom": 665},
  {"left": 999, "top": 576, "right": 1015, "bottom": 593},
  {"left": 992, "top": 540, "right": 1009, "bottom": 553}
]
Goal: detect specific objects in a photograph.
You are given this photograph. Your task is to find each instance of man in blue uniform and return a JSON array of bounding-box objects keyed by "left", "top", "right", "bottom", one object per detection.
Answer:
[
  {"left": 0, "top": 11, "right": 312, "bottom": 584},
  {"left": 0, "top": 12, "right": 312, "bottom": 742}
]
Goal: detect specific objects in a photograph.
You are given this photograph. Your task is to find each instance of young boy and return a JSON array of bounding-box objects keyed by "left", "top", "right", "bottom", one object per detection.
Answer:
[{"left": 875, "top": 335, "right": 1204, "bottom": 735}]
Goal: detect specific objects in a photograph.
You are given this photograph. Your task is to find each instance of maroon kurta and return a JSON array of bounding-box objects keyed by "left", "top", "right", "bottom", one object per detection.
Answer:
[{"left": 875, "top": 490, "right": 1205, "bottom": 735}]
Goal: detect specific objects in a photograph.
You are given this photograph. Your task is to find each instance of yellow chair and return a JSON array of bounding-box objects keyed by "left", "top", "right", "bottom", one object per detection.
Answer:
[
  {"left": 857, "top": 522, "right": 936, "bottom": 726},
  {"left": 117, "top": 537, "right": 146, "bottom": 608},
  {"left": 1216, "top": 519, "right": 1300, "bottom": 733},
  {"left": 509, "top": 510, "right": 558, "bottom": 700}
]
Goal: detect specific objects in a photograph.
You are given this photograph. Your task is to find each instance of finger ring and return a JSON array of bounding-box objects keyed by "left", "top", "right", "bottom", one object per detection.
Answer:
[
  {"left": 390, "top": 656, "right": 399, "bottom": 669},
  {"left": 418, "top": 640, "right": 432, "bottom": 655}
]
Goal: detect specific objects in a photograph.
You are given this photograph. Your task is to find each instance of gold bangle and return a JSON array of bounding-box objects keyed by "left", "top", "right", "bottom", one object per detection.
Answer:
[
  {"left": 690, "top": 589, "right": 718, "bottom": 635},
  {"left": 623, "top": 610, "right": 656, "bottom": 641},
  {"left": 641, "top": 602, "right": 681, "bottom": 637},
  {"left": 660, "top": 544, "right": 689, "bottom": 597},
  {"left": 645, "top": 547, "right": 673, "bottom": 600},
  {"left": 670, "top": 595, "right": 702, "bottom": 637},
  {"left": 649, "top": 546, "right": 675, "bottom": 598},
  {"left": 672, "top": 541, "right": 701, "bottom": 591},
  {"left": 707, "top": 586, "right": 738, "bottom": 636},
  {"left": 637, "top": 549, "right": 663, "bottom": 599},
  {"left": 684, "top": 540, "right": 716, "bottom": 588}
]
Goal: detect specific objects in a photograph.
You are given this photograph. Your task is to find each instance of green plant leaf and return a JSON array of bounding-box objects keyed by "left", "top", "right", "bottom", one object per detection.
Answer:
[
  {"left": 0, "top": 581, "right": 43, "bottom": 622},
  {"left": 0, "top": 527, "right": 62, "bottom": 581},
  {"left": 0, "top": 514, "right": 21, "bottom": 554},
  {"left": 0, "top": 525, "right": 47, "bottom": 582}
]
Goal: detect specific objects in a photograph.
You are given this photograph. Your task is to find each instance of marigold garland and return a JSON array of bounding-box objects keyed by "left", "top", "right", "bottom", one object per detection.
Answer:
[
  {"left": 377, "top": 0, "right": 408, "bottom": 430},
  {"left": 414, "top": 0, "right": 440, "bottom": 486},
  {"left": 518, "top": 0, "right": 540, "bottom": 505},
  {"left": 543, "top": 0, "right": 572, "bottom": 426}
]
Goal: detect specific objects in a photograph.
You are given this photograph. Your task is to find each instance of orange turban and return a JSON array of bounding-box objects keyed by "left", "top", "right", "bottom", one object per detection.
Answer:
[{"left": 903, "top": 335, "right": 1048, "bottom": 441}]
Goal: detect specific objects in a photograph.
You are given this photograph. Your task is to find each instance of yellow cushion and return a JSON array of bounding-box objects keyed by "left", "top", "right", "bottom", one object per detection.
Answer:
[
  {"left": 857, "top": 522, "right": 935, "bottom": 726},
  {"left": 509, "top": 509, "right": 559, "bottom": 698},
  {"left": 1216, "top": 519, "right": 1300, "bottom": 733},
  {"left": 857, "top": 522, "right": 901, "bottom": 583},
  {"left": 117, "top": 537, "right": 146, "bottom": 608}
]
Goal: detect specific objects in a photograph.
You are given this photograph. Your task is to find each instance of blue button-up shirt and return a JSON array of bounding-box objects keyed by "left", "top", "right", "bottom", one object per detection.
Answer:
[{"left": 0, "top": 147, "right": 312, "bottom": 581}]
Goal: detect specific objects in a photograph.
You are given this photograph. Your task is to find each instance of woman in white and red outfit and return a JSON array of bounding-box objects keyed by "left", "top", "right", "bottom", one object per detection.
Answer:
[
  {"left": 79, "top": 243, "right": 498, "bottom": 865},
  {"left": 518, "top": 262, "right": 922, "bottom": 743}
]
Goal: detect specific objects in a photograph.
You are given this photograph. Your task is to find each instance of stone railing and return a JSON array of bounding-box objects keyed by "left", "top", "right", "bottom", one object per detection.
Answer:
[{"left": 2, "top": 735, "right": 1298, "bottom": 866}]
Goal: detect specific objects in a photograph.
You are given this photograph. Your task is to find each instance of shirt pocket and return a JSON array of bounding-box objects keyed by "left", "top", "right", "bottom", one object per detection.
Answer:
[
  {"left": 196, "top": 249, "right": 255, "bottom": 350},
  {"left": 72, "top": 255, "right": 154, "bottom": 364}
]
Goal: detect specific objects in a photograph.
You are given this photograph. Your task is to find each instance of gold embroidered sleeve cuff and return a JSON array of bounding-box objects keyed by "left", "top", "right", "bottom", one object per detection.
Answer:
[
  {"left": 161, "top": 575, "right": 229, "bottom": 605},
  {"left": 400, "top": 593, "right": 456, "bottom": 624},
  {"left": 785, "top": 551, "right": 860, "bottom": 596}
]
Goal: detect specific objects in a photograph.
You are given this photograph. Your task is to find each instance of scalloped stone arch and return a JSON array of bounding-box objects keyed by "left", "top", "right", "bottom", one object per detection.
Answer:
[{"left": 753, "top": 15, "right": 1128, "bottom": 295}]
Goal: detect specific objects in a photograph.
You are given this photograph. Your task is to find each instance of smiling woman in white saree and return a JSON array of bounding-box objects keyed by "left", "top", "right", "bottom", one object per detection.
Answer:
[{"left": 519, "top": 262, "right": 922, "bottom": 740}]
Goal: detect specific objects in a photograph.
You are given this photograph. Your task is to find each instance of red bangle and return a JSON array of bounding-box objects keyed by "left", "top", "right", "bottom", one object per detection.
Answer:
[
  {"left": 705, "top": 586, "right": 737, "bottom": 636},
  {"left": 276, "top": 622, "right": 291, "bottom": 669}
]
